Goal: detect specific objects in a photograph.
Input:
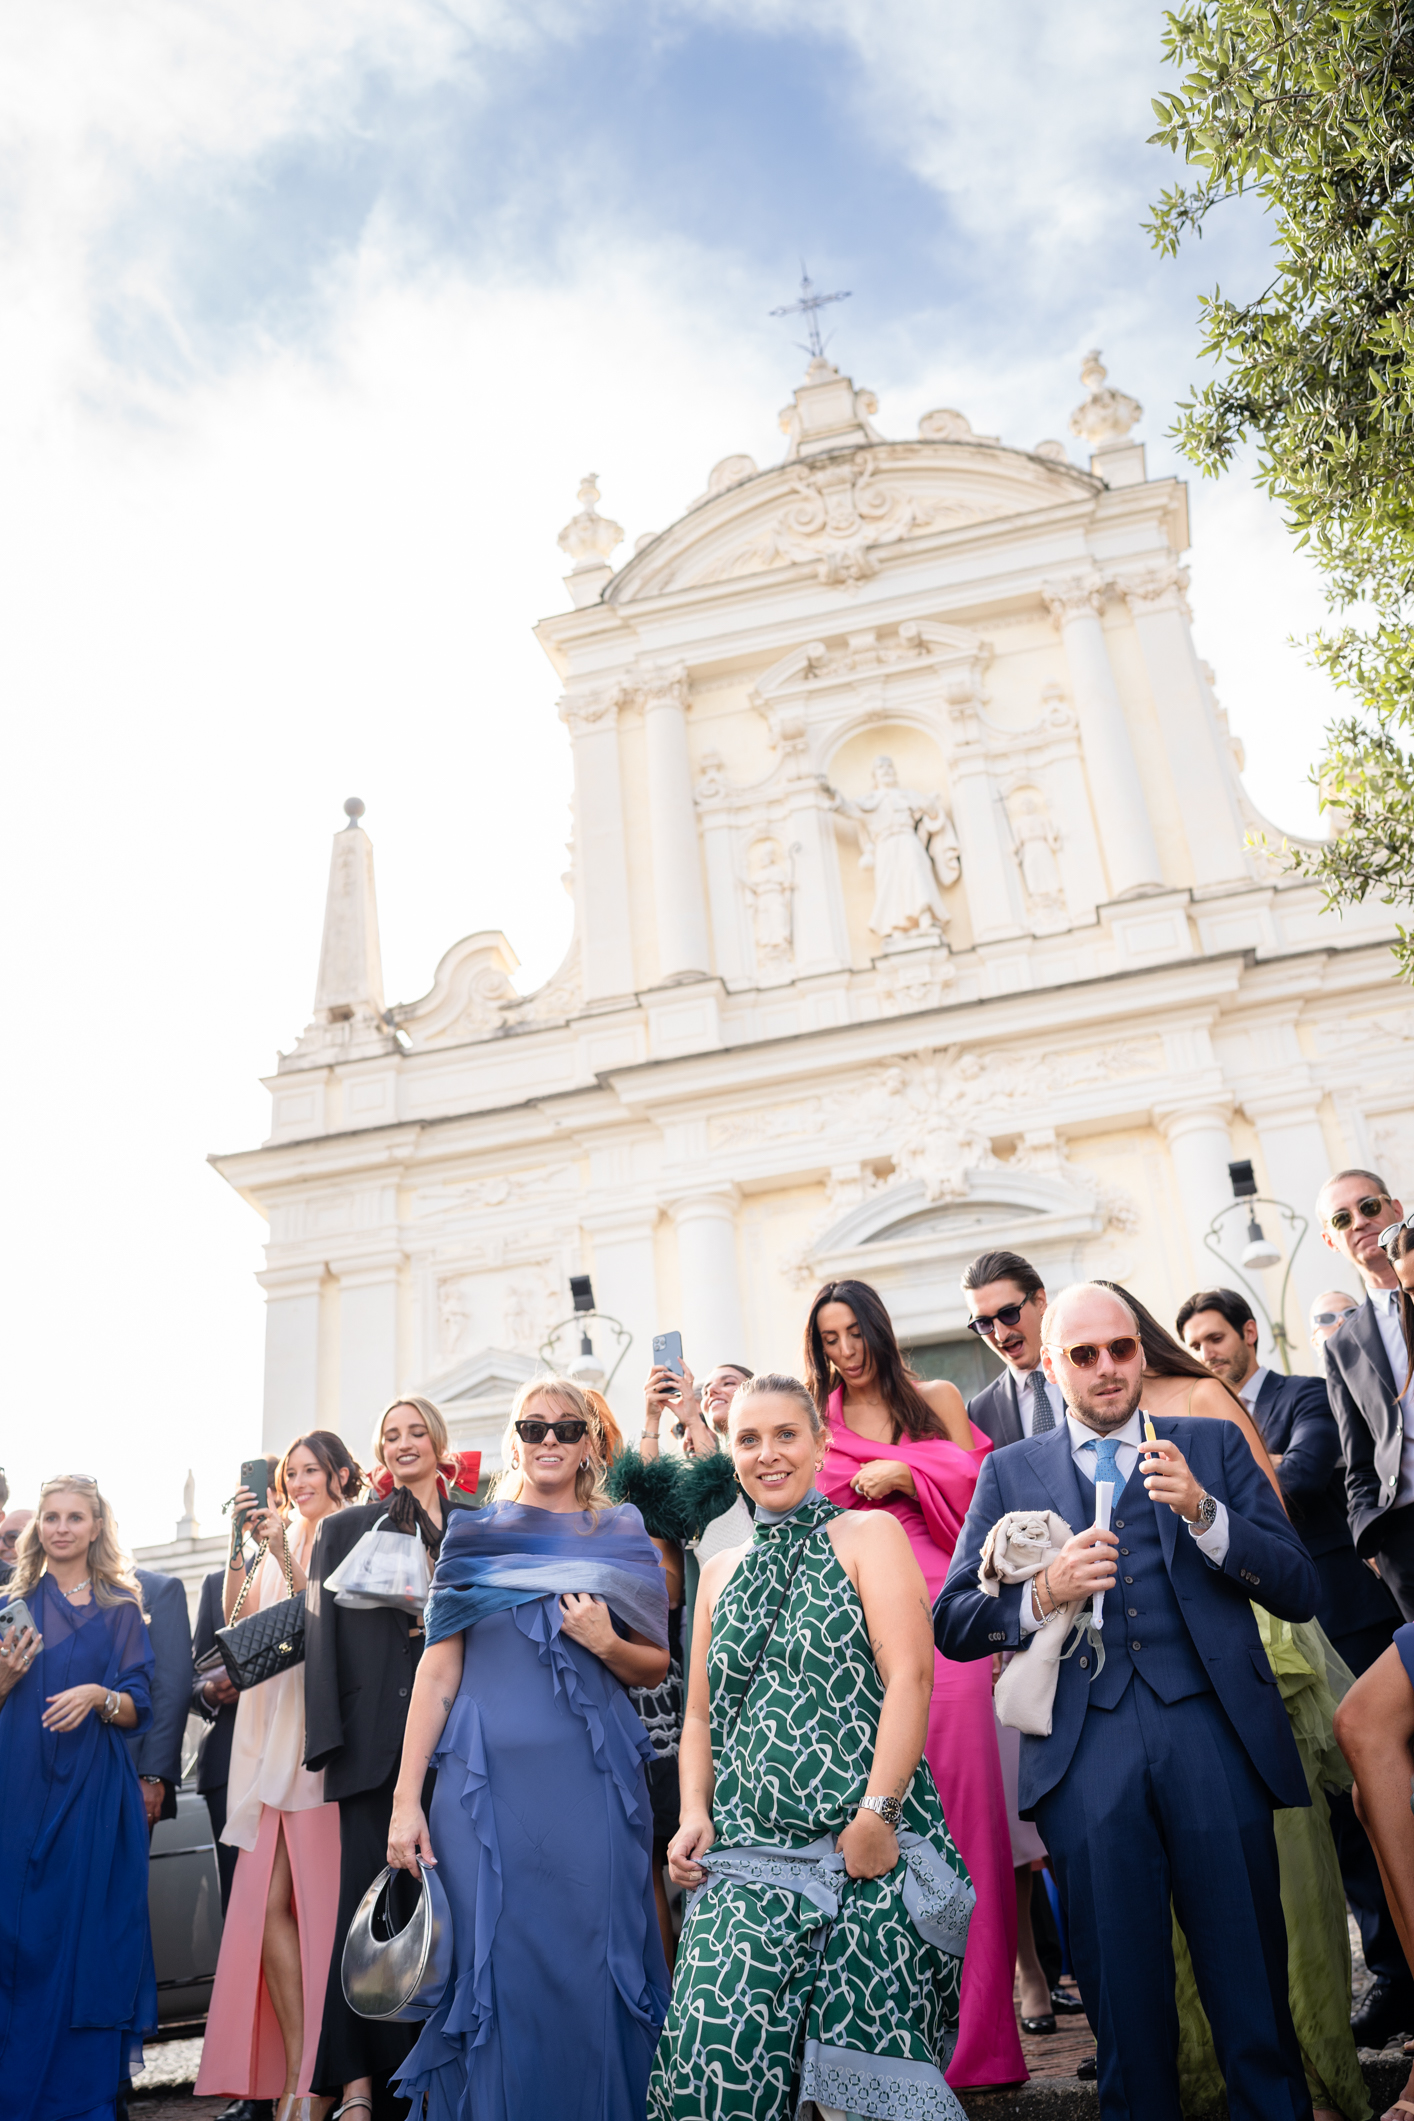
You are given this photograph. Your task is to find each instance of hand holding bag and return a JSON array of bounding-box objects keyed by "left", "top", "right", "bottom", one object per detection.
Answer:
[
  {"left": 342, "top": 1861, "right": 453, "bottom": 2021},
  {"left": 216, "top": 1534, "right": 306, "bottom": 1691},
  {"left": 323, "top": 1513, "right": 432, "bottom": 1615},
  {"left": 978, "top": 1508, "right": 1085, "bottom": 1737}
]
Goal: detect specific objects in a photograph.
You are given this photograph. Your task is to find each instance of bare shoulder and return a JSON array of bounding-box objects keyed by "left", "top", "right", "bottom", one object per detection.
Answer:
[
  {"left": 826, "top": 1508, "right": 912, "bottom": 1564},
  {"left": 698, "top": 1540, "right": 751, "bottom": 1613},
  {"left": 1187, "top": 1377, "right": 1248, "bottom": 1424},
  {"left": 917, "top": 1376, "right": 964, "bottom": 1413}
]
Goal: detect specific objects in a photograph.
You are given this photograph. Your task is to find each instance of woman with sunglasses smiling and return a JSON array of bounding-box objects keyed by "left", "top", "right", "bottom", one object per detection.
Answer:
[{"left": 387, "top": 1377, "right": 670, "bottom": 2121}]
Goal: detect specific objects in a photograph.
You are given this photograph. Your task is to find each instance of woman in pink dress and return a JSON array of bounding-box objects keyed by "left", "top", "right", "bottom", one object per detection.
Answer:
[
  {"left": 807, "top": 1278, "right": 1026, "bottom": 2091},
  {"left": 196, "top": 1432, "right": 360, "bottom": 2121}
]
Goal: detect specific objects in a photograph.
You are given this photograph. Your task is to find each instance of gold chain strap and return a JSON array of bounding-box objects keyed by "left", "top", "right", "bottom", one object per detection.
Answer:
[{"left": 226, "top": 1527, "right": 297, "bottom": 1625}]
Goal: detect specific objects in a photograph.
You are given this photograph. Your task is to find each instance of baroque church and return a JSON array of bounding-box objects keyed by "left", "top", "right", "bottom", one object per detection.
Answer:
[{"left": 213, "top": 351, "right": 1412, "bottom": 1464}]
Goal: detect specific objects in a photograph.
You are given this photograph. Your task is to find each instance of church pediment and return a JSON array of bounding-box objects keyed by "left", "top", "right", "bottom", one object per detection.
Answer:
[
  {"left": 609, "top": 441, "right": 1097, "bottom": 603},
  {"left": 417, "top": 1345, "right": 540, "bottom": 1404}
]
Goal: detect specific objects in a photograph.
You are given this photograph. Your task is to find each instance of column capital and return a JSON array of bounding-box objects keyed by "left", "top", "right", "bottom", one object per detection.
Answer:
[
  {"left": 1042, "top": 572, "right": 1106, "bottom": 626},
  {"left": 558, "top": 683, "right": 627, "bottom": 738},
  {"left": 1113, "top": 563, "right": 1192, "bottom": 619},
  {"left": 257, "top": 1263, "right": 327, "bottom": 1299},
  {"left": 1240, "top": 1084, "right": 1322, "bottom": 1127},
  {"left": 664, "top": 1184, "right": 741, "bottom": 1225},
  {"left": 638, "top": 662, "right": 691, "bottom": 713},
  {"left": 1153, "top": 1095, "right": 1234, "bottom": 1144}
]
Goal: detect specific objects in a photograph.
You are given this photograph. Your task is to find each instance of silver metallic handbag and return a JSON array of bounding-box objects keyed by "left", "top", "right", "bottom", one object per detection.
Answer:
[{"left": 341, "top": 1861, "right": 453, "bottom": 2022}]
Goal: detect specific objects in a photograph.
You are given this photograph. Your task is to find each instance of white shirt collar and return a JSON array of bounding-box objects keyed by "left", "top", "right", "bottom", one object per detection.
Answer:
[
  {"left": 1237, "top": 1363, "right": 1271, "bottom": 1411},
  {"left": 1064, "top": 1407, "right": 1144, "bottom": 1453}
]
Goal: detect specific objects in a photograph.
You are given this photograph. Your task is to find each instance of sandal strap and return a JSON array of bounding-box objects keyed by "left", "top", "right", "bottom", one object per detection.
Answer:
[{"left": 331, "top": 2103, "right": 373, "bottom": 2118}]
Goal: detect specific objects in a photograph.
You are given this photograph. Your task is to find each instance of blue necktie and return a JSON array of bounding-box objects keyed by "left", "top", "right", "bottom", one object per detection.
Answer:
[{"left": 1083, "top": 1435, "right": 1126, "bottom": 1500}]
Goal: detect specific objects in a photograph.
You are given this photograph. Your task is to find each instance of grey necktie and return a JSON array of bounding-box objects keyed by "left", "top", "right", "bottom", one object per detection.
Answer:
[{"left": 1028, "top": 1369, "right": 1054, "bottom": 1434}]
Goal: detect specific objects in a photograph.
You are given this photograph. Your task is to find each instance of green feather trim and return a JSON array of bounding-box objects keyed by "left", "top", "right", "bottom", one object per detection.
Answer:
[
  {"left": 605, "top": 1449, "right": 693, "bottom": 1543},
  {"left": 673, "top": 1448, "right": 741, "bottom": 1542}
]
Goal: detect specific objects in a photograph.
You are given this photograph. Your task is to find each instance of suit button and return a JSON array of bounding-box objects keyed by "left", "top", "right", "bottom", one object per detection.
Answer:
[
  {"left": 1119, "top": 1549, "right": 1129, "bottom": 1557},
  {"left": 1115, "top": 1520, "right": 1125, "bottom": 1531},
  {"left": 1131, "top": 1640, "right": 1142, "bottom": 1650},
  {"left": 1079, "top": 1655, "right": 1089, "bottom": 1669},
  {"left": 1127, "top": 1607, "right": 1137, "bottom": 1617},
  {"left": 988, "top": 1632, "right": 1004, "bottom": 1643},
  {"left": 1124, "top": 1576, "right": 1134, "bottom": 1585},
  {"left": 398, "top": 1687, "right": 408, "bottom": 1698}
]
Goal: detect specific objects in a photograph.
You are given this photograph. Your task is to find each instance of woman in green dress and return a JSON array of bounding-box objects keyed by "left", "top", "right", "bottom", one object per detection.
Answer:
[{"left": 649, "top": 1372, "right": 974, "bottom": 2121}]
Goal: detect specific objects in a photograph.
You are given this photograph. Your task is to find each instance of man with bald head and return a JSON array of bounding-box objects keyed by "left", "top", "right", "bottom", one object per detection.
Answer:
[{"left": 937, "top": 1282, "right": 1319, "bottom": 2121}]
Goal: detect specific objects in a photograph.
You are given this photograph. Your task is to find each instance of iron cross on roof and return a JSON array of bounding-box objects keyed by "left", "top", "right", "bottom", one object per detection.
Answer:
[{"left": 770, "top": 264, "right": 851, "bottom": 362}]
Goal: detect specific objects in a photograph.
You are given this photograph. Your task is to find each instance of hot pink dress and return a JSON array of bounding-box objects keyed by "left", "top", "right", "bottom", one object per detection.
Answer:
[{"left": 823, "top": 1390, "right": 1026, "bottom": 2090}]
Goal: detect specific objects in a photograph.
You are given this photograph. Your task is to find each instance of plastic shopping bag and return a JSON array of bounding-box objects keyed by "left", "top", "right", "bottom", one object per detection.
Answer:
[{"left": 324, "top": 1515, "right": 431, "bottom": 1614}]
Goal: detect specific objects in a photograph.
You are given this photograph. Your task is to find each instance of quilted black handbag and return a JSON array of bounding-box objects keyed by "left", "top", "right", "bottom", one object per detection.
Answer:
[{"left": 216, "top": 1535, "right": 306, "bottom": 1690}]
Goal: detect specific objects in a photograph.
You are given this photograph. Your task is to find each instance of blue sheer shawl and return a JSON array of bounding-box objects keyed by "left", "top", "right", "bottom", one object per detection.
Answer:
[{"left": 424, "top": 1499, "right": 668, "bottom": 1648}]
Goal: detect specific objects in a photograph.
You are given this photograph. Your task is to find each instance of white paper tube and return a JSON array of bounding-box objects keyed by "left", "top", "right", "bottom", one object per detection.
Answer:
[{"left": 1092, "top": 1479, "right": 1114, "bottom": 1630}]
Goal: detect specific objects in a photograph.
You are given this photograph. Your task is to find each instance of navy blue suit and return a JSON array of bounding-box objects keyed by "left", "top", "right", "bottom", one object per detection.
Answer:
[
  {"left": 966, "top": 1370, "right": 1024, "bottom": 1450},
  {"left": 937, "top": 1415, "right": 1317, "bottom": 2121},
  {"left": 127, "top": 1567, "right": 193, "bottom": 1825}
]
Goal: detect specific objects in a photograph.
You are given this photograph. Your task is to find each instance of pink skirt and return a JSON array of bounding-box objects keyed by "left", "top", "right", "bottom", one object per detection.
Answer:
[
  {"left": 930, "top": 1653, "right": 1028, "bottom": 2089},
  {"left": 195, "top": 1802, "right": 342, "bottom": 2098}
]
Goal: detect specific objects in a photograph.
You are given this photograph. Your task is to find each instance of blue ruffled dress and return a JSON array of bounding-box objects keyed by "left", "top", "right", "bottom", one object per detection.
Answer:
[
  {"left": 0, "top": 1576, "right": 157, "bottom": 2121},
  {"left": 397, "top": 1501, "right": 671, "bottom": 2121}
]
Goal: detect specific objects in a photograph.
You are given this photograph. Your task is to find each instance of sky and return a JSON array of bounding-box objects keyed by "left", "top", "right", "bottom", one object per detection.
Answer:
[{"left": 1, "top": 1, "right": 1346, "bottom": 1550}]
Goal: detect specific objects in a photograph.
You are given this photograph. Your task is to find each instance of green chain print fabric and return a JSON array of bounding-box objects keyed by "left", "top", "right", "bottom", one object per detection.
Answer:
[{"left": 648, "top": 1491, "right": 971, "bottom": 2121}]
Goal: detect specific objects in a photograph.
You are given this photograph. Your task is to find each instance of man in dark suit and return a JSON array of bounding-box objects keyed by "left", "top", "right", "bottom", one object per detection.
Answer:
[
  {"left": 961, "top": 1247, "right": 1064, "bottom": 1448},
  {"left": 129, "top": 1568, "right": 193, "bottom": 1830},
  {"left": 1180, "top": 1281, "right": 1410, "bottom": 2042},
  {"left": 937, "top": 1282, "right": 1319, "bottom": 2121},
  {"left": 190, "top": 1565, "right": 242, "bottom": 1910},
  {"left": 1319, "top": 1168, "right": 1414, "bottom": 1616}
]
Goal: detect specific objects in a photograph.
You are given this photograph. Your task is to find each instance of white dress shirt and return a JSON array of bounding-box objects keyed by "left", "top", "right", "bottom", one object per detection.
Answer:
[
  {"left": 1019, "top": 1408, "right": 1230, "bottom": 1631},
  {"left": 1010, "top": 1365, "right": 1066, "bottom": 1437},
  {"left": 1366, "top": 1287, "right": 1414, "bottom": 1507},
  {"left": 1236, "top": 1364, "right": 1271, "bottom": 1415}
]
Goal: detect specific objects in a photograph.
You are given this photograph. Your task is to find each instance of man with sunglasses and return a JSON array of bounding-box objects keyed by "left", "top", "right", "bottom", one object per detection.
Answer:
[
  {"left": 960, "top": 1249, "right": 1063, "bottom": 1447},
  {"left": 937, "top": 1282, "right": 1319, "bottom": 2121},
  {"left": 1319, "top": 1169, "right": 1414, "bottom": 1622}
]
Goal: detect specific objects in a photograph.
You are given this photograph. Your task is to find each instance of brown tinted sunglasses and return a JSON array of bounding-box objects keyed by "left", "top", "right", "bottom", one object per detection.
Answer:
[
  {"left": 1052, "top": 1337, "right": 1140, "bottom": 1370},
  {"left": 1326, "top": 1194, "right": 1390, "bottom": 1232}
]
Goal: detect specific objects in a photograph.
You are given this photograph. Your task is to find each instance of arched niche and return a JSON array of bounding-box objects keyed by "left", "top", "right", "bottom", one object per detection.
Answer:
[{"left": 826, "top": 723, "right": 972, "bottom": 962}]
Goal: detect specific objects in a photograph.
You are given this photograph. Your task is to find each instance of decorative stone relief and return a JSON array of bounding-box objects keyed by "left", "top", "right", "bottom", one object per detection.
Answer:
[
  {"left": 692, "top": 452, "right": 972, "bottom": 590},
  {"left": 1006, "top": 787, "right": 1068, "bottom": 929},
  {"left": 412, "top": 1165, "right": 578, "bottom": 1223},
  {"left": 875, "top": 949, "right": 956, "bottom": 1016},
  {"left": 435, "top": 1266, "right": 559, "bottom": 1363},
  {"left": 830, "top": 756, "right": 961, "bottom": 943},
  {"left": 1068, "top": 351, "right": 1141, "bottom": 450},
  {"left": 1008, "top": 1128, "right": 1139, "bottom": 1233},
  {"left": 916, "top": 408, "right": 998, "bottom": 443},
  {"left": 741, "top": 836, "right": 797, "bottom": 977},
  {"left": 557, "top": 475, "right": 623, "bottom": 572}
]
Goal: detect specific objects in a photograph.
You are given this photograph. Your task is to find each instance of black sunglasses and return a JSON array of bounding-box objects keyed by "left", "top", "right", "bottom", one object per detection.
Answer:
[
  {"left": 1326, "top": 1194, "right": 1390, "bottom": 1232},
  {"left": 514, "top": 1419, "right": 589, "bottom": 1445},
  {"left": 966, "top": 1299, "right": 1032, "bottom": 1340}
]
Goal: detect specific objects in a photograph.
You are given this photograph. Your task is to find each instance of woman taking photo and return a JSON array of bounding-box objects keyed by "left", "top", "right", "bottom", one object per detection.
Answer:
[
  {"left": 388, "top": 1376, "right": 670, "bottom": 2121},
  {"left": 305, "top": 1397, "right": 473, "bottom": 2121},
  {"left": 651, "top": 1373, "right": 971, "bottom": 2121},
  {"left": 0, "top": 1475, "right": 156, "bottom": 2118},
  {"left": 807, "top": 1278, "right": 1024, "bottom": 2090},
  {"left": 197, "top": 1431, "right": 361, "bottom": 2121}
]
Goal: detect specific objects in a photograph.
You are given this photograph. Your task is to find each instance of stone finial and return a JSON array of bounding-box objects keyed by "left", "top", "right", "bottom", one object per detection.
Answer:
[
  {"left": 557, "top": 475, "right": 624, "bottom": 572},
  {"left": 343, "top": 796, "right": 365, "bottom": 825},
  {"left": 176, "top": 1469, "right": 199, "bottom": 1541},
  {"left": 1068, "top": 350, "right": 1142, "bottom": 450},
  {"left": 313, "top": 796, "right": 385, "bottom": 1022}
]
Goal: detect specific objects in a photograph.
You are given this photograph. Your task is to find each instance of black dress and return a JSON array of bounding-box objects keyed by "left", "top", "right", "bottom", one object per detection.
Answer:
[{"left": 304, "top": 1500, "right": 455, "bottom": 2108}]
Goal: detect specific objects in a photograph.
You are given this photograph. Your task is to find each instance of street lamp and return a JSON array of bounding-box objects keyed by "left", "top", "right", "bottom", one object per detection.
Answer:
[
  {"left": 537, "top": 1274, "right": 633, "bottom": 1392},
  {"left": 1201, "top": 1161, "right": 1308, "bottom": 1373}
]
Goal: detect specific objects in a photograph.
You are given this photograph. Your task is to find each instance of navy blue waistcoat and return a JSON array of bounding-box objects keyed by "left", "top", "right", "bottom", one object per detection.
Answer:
[{"left": 1076, "top": 1466, "right": 1212, "bottom": 1710}]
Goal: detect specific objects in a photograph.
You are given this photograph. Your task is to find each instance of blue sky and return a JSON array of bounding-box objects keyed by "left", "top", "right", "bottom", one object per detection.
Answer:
[{"left": 0, "top": 1, "right": 1335, "bottom": 1543}]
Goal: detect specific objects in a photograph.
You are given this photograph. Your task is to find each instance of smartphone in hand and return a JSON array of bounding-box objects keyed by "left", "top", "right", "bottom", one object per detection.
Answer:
[
  {"left": 652, "top": 1331, "right": 685, "bottom": 1394},
  {"left": 235, "top": 1457, "right": 271, "bottom": 1542}
]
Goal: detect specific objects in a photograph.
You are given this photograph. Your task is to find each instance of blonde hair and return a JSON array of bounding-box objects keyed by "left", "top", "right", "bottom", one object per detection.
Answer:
[
  {"left": 371, "top": 1396, "right": 451, "bottom": 1473},
  {"left": 729, "top": 1372, "right": 822, "bottom": 1434},
  {"left": 11, "top": 1476, "right": 144, "bottom": 1611},
  {"left": 494, "top": 1377, "right": 612, "bottom": 1513}
]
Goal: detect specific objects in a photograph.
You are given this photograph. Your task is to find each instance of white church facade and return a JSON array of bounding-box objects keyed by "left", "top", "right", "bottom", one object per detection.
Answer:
[{"left": 212, "top": 352, "right": 1414, "bottom": 1466}]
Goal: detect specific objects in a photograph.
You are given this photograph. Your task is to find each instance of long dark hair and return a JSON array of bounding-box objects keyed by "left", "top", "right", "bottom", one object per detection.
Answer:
[
  {"left": 803, "top": 1278, "right": 945, "bottom": 1441},
  {"left": 1095, "top": 1281, "right": 1216, "bottom": 1387},
  {"left": 275, "top": 1429, "right": 364, "bottom": 1507}
]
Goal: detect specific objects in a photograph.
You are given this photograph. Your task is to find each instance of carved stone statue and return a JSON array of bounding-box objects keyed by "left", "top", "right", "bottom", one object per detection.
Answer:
[
  {"left": 742, "top": 836, "right": 796, "bottom": 970},
  {"left": 832, "top": 756, "right": 961, "bottom": 941},
  {"left": 1010, "top": 793, "right": 1065, "bottom": 913}
]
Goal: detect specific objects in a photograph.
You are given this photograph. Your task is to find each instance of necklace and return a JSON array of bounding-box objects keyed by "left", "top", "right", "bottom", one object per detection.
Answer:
[{"left": 62, "top": 1578, "right": 91, "bottom": 1601}]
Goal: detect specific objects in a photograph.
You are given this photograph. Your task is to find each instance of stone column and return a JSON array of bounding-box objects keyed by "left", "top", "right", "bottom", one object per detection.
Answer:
[
  {"left": 561, "top": 687, "right": 637, "bottom": 1003},
  {"left": 335, "top": 1250, "right": 404, "bottom": 1433},
  {"left": 1246, "top": 1091, "right": 1339, "bottom": 1333},
  {"left": 1156, "top": 1099, "right": 1235, "bottom": 1287},
  {"left": 1118, "top": 568, "right": 1247, "bottom": 888},
  {"left": 643, "top": 669, "right": 712, "bottom": 983},
  {"left": 1044, "top": 576, "right": 1163, "bottom": 900},
  {"left": 669, "top": 1187, "right": 747, "bottom": 1367},
  {"left": 257, "top": 1264, "right": 323, "bottom": 1452},
  {"left": 946, "top": 681, "right": 1025, "bottom": 942}
]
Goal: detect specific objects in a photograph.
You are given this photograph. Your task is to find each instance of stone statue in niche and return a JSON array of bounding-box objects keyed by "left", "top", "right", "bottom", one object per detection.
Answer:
[
  {"left": 741, "top": 835, "right": 797, "bottom": 974},
  {"left": 1008, "top": 789, "right": 1067, "bottom": 923},
  {"left": 831, "top": 756, "right": 961, "bottom": 942}
]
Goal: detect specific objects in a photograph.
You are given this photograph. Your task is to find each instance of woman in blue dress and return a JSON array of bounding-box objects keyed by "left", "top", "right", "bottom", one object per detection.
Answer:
[
  {"left": 0, "top": 1475, "right": 157, "bottom": 2121},
  {"left": 388, "top": 1377, "right": 671, "bottom": 2121}
]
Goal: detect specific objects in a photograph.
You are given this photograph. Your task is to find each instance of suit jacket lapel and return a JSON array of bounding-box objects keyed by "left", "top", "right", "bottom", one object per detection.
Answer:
[
  {"left": 1357, "top": 1298, "right": 1398, "bottom": 1398},
  {"left": 1002, "top": 1373, "right": 1024, "bottom": 1446},
  {"left": 1022, "top": 1423, "right": 1089, "bottom": 1535}
]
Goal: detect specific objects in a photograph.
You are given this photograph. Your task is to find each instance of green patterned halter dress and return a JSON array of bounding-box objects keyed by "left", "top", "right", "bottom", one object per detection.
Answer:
[{"left": 648, "top": 1490, "right": 972, "bottom": 2121}]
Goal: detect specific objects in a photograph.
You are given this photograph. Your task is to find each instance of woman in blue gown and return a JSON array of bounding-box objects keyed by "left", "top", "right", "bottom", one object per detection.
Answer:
[
  {"left": 388, "top": 1379, "right": 671, "bottom": 2121},
  {"left": 0, "top": 1476, "right": 158, "bottom": 2121}
]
